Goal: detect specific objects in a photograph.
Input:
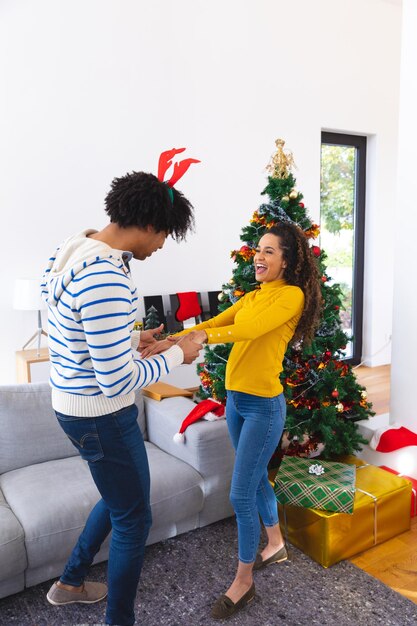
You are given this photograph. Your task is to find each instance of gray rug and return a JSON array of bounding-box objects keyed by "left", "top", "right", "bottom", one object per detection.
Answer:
[{"left": 1, "top": 517, "right": 416, "bottom": 626}]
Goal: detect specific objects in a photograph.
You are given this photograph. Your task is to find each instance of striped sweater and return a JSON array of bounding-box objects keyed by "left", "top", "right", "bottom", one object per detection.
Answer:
[{"left": 41, "top": 229, "right": 183, "bottom": 417}]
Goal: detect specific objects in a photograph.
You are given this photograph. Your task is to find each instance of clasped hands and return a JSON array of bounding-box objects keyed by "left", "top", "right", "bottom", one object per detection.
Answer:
[{"left": 139, "top": 326, "right": 207, "bottom": 365}]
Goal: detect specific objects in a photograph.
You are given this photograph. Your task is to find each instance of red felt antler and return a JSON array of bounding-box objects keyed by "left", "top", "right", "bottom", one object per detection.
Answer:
[
  {"left": 167, "top": 158, "right": 201, "bottom": 187},
  {"left": 157, "top": 148, "right": 186, "bottom": 182},
  {"left": 157, "top": 148, "right": 200, "bottom": 187}
]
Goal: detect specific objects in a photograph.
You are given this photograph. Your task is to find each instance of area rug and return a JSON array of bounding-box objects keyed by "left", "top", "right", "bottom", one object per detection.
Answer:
[{"left": 1, "top": 517, "right": 416, "bottom": 626}]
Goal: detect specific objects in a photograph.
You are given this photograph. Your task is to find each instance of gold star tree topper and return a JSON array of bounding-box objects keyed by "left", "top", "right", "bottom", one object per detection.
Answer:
[{"left": 266, "top": 139, "right": 297, "bottom": 179}]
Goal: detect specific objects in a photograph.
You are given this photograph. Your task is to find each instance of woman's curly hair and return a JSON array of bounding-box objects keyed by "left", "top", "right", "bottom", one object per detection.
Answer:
[
  {"left": 267, "top": 222, "right": 322, "bottom": 345},
  {"left": 104, "top": 171, "right": 194, "bottom": 241}
]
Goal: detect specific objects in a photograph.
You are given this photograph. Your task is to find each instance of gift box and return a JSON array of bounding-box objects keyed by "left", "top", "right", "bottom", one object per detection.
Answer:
[
  {"left": 277, "top": 462, "right": 411, "bottom": 567},
  {"left": 379, "top": 465, "right": 417, "bottom": 518},
  {"left": 274, "top": 456, "right": 356, "bottom": 514}
]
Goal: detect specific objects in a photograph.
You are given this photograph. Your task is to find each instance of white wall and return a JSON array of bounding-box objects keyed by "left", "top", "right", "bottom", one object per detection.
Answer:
[
  {"left": 0, "top": 0, "right": 401, "bottom": 383},
  {"left": 390, "top": 0, "right": 417, "bottom": 430}
]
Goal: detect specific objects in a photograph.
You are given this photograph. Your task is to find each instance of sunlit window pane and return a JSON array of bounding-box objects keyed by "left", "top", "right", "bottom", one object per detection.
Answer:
[{"left": 320, "top": 143, "right": 357, "bottom": 360}]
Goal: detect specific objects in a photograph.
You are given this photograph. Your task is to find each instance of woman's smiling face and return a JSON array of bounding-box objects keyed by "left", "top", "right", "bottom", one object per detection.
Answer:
[{"left": 254, "top": 232, "right": 287, "bottom": 283}]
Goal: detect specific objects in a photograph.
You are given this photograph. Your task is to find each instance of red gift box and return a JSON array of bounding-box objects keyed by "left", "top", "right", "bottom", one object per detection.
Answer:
[{"left": 380, "top": 466, "right": 417, "bottom": 517}]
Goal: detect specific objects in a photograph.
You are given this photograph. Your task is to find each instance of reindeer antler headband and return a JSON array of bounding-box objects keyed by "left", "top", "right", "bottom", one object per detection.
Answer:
[{"left": 157, "top": 147, "right": 200, "bottom": 202}]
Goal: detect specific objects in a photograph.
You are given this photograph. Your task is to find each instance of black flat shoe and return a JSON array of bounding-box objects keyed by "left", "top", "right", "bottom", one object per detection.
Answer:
[
  {"left": 253, "top": 545, "right": 288, "bottom": 570},
  {"left": 210, "top": 583, "right": 255, "bottom": 620}
]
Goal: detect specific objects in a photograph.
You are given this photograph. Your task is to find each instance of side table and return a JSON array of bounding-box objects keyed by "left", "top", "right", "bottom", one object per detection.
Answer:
[{"left": 16, "top": 348, "right": 50, "bottom": 383}]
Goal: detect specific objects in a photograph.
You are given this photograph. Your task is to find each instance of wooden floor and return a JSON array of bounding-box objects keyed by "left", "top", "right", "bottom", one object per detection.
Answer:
[{"left": 350, "top": 365, "right": 417, "bottom": 604}]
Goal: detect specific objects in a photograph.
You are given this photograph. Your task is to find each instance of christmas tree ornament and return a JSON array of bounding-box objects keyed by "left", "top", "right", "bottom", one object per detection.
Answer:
[
  {"left": 336, "top": 402, "right": 344, "bottom": 412},
  {"left": 282, "top": 195, "right": 290, "bottom": 202},
  {"left": 331, "top": 390, "right": 339, "bottom": 398},
  {"left": 289, "top": 189, "right": 298, "bottom": 200},
  {"left": 266, "top": 138, "right": 296, "bottom": 179}
]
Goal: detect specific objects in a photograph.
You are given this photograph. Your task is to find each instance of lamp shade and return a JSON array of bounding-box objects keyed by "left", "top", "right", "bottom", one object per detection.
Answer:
[{"left": 13, "top": 278, "right": 46, "bottom": 311}]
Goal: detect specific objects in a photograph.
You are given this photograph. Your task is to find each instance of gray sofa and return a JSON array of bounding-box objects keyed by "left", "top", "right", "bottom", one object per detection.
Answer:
[{"left": 0, "top": 383, "right": 234, "bottom": 599}]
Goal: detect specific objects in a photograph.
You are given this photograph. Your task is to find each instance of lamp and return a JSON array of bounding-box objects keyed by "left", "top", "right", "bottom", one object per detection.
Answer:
[{"left": 13, "top": 278, "right": 48, "bottom": 356}]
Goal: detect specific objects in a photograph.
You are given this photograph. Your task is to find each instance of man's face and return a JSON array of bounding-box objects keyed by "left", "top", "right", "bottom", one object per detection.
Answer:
[{"left": 132, "top": 226, "right": 168, "bottom": 260}]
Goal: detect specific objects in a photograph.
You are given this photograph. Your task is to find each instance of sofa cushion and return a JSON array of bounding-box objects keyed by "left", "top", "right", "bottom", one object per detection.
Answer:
[
  {"left": 145, "top": 441, "right": 204, "bottom": 525},
  {"left": 0, "top": 383, "right": 77, "bottom": 473},
  {"left": 0, "top": 489, "right": 27, "bottom": 584},
  {"left": 145, "top": 396, "right": 235, "bottom": 479},
  {"left": 0, "top": 384, "right": 147, "bottom": 474},
  {"left": 0, "top": 443, "right": 203, "bottom": 577}
]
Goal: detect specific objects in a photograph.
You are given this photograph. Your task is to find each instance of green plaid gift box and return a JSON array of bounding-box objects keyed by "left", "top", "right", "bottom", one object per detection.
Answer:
[{"left": 274, "top": 456, "right": 356, "bottom": 514}]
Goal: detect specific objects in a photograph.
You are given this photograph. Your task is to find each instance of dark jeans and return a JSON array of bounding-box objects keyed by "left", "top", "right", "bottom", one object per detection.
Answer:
[
  {"left": 55, "top": 404, "right": 152, "bottom": 626},
  {"left": 226, "top": 390, "right": 286, "bottom": 563}
]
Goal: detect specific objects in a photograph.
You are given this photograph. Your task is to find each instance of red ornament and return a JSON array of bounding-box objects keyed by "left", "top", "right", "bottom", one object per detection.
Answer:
[
  {"left": 334, "top": 305, "right": 339, "bottom": 310},
  {"left": 331, "top": 390, "right": 339, "bottom": 398},
  {"left": 321, "top": 275, "right": 327, "bottom": 283},
  {"left": 312, "top": 245, "right": 321, "bottom": 257},
  {"left": 299, "top": 202, "right": 305, "bottom": 208}
]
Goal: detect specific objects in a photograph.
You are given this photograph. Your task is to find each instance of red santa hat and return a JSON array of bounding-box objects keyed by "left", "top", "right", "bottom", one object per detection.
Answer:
[
  {"left": 369, "top": 422, "right": 417, "bottom": 452},
  {"left": 173, "top": 399, "right": 225, "bottom": 444}
]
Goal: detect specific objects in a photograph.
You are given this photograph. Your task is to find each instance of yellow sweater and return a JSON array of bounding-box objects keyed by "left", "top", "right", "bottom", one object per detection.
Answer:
[{"left": 178, "top": 279, "right": 304, "bottom": 398}]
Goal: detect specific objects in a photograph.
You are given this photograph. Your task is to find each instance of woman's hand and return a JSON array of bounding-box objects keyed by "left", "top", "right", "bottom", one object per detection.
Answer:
[
  {"left": 191, "top": 330, "right": 208, "bottom": 344},
  {"left": 138, "top": 324, "right": 164, "bottom": 351}
]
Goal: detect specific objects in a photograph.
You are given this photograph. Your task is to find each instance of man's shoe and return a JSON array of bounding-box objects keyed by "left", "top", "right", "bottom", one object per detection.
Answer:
[
  {"left": 210, "top": 583, "right": 255, "bottom": 620},
  {"left": 253, "top": 545, "right": 288, "bottom": 570},
  {"left": 46, "top": 581, "right": 108, "bottom": 605}
]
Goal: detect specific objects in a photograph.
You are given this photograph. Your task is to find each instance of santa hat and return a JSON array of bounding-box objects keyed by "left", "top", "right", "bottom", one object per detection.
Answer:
[
  {"left": 173, "top": 399, "right": 225, "bottom": 444},
  {"left": 369, "top": 422, "right": 417, "bottom": 452}
]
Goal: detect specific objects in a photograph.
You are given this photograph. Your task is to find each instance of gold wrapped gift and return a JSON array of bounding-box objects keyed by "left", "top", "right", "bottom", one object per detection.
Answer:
[{"left": 277, "top": 461, "right": 412, "bottom": 568}]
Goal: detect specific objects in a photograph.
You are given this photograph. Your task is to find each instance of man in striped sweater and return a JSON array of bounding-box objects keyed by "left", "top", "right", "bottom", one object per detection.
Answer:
[{"left": 41, "top": 171, "right": 202, "bottom": 626}]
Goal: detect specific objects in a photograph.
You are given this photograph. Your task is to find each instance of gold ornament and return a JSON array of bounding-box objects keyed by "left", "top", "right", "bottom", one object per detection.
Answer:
[
  {"left": 336, "top": 402, "right": 344, "bottom": 412},
  {"left": 266, "top": 138, "right": 297, "bottom": 179},
  {"left": 289, "top": 189, "right": 298, "bottom": 200},
  {"left": 361, "top": 390, "right": 367, "bottom": 399},
  {"left": 218, "top": 292, "right": 224, "bottom": 301},
  {"left": 228, "top": 278, "right": 235, "bottom": 285},
  {"left": 282, "top": 195, "right": 289, "bottom": 202}
]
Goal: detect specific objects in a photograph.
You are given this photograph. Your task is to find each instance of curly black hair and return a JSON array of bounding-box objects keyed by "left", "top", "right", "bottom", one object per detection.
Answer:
[
  {"left": 104, "top": 171, "right": 195, "bottom": 241},
  {"left": 267, "top": 222, "right": 322, "bottom": 345}
]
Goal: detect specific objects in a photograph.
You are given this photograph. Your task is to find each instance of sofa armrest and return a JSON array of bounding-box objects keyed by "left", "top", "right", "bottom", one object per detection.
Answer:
[{"left": 144, "top": 396, "right": 234, "bottom": 478}]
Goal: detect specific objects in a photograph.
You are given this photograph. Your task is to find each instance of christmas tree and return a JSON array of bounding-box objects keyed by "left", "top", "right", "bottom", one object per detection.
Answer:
[
  {"left": 197, "top": 139, "right": 373, "bottom": 459},
  {"left": 144, "top": 305, "right": 160, "bottom": 330}
]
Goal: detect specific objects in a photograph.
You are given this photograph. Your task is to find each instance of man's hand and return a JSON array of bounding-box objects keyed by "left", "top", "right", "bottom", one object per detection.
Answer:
[
  {"left": 138, "top": 324, "right": 164, "bottom": 350},
  {"left": 177, "top": 332, "right": 205, "bottom": 364}
]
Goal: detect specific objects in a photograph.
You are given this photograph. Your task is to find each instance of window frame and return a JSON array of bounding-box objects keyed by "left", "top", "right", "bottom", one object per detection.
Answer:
[{"left": 320, "top": 131, "right": 367, "bottom": 366}]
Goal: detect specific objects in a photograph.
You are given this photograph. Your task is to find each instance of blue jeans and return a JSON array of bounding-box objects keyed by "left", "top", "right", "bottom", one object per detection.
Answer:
[
  {"left": 226, "top": 390, "right": 286, "bottom": 563},
  {"left": 55, "top": 404, "right": 152, "bottom": 626}
]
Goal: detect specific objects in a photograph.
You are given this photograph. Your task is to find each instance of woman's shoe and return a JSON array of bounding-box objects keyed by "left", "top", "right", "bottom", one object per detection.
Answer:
[
  {"left": 210, "top": 583, "right": 255, "bottom": 620},
  {"left": 253, "top": 545, "right": 288, "bottom": 570}
]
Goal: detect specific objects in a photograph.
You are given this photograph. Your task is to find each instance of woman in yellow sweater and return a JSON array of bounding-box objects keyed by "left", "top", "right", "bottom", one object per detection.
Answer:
[{"left": 145, "top": 222, "right": 321, "bottom": 619}]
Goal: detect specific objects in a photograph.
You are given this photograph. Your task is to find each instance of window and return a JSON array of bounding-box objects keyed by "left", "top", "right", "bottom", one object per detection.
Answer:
[{"left": 320, "top": 132, "right": 366, "bottom": 364}]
